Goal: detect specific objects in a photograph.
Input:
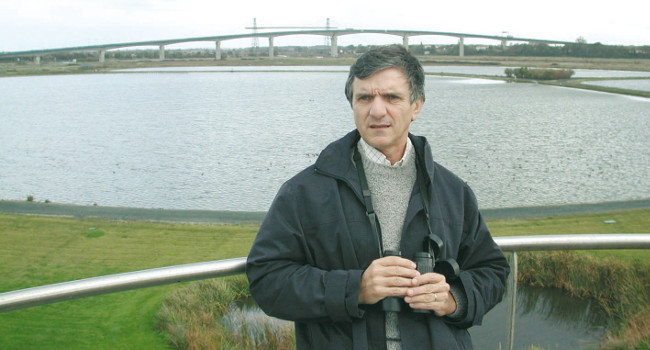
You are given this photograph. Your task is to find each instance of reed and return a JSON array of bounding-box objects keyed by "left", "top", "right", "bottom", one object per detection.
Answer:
[{"left": 156, "top": 276, "right": 294, "bottom": 350}]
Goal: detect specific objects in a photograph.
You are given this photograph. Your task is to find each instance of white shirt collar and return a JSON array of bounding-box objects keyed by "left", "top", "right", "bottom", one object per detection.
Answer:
[{"left": 358, "top": 137, "right": 414, "bottom": 167}]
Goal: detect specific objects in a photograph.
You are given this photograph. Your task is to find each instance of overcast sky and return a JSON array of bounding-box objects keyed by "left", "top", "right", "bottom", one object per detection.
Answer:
[{"left": 1, "top": 0, "right": 648, "bottom": 52}]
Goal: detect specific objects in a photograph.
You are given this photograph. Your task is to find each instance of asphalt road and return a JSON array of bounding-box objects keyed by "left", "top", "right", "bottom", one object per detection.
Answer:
[{"left": 1, "top": 199, "right": 648, "bottom": 224}]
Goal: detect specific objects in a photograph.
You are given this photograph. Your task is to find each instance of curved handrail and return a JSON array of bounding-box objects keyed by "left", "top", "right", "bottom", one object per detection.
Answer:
[
  {"left": 1, "top": 234, "right": 648, "bottom": 313},
  {"left": 495, "top": 233, "right": 650, "bottom": 251},
  {"left": 0, "top": 257, "right": 246, "bottom": 313}
]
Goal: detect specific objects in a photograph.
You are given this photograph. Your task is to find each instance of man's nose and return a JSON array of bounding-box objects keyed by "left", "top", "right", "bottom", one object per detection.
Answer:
[{"left": 369, "top": 97, "right": 387, "bottom": 118}]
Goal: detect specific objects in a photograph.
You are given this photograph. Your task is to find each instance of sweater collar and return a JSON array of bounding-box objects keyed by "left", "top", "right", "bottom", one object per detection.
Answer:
[
  {"left": 315, "top": 130, "right": 435, "bottom": 185},
  {"left": 357, "top": 137, "right": 414, "bottom": 168}
]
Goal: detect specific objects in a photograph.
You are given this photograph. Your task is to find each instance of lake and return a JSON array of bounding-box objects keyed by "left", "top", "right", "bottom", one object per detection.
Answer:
[{"left": 0, "top": 68, "right": 648, "bottom": 211}]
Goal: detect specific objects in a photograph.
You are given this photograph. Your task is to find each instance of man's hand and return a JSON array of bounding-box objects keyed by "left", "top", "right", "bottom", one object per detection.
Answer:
[
  {"left": 404, "top": 273, "right": 457, "bottom": 316},
  {"left": 358, "top": 256, "right": 419, "bottom": 305}
]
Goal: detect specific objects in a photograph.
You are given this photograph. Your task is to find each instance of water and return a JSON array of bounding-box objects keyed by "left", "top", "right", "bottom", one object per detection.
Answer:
[
  {"left": 0, "top": 70, "right": 648, "bottom": 211},
  {"left": 116, "top": 66, "right": 350, "bottom": 72},
  {"left": 471, "top": 286, "right": 608, "bottom": 349},
  {"left": 583, "top": 79, "right": 650, "bottom": 92},
  {"left": 118, "top": 65, "right": 650, "bottom": 79}
]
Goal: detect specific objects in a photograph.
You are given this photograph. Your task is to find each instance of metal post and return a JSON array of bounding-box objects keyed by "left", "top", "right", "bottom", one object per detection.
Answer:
[{"left": 505, "top": 252, "right": 518, "bottom": 350}]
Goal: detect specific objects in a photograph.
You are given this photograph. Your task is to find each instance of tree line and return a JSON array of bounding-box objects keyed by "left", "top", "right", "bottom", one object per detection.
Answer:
[
  {"left": 409, "top": 42, "right": 649, "bottom": 59},
  {"left": 3, "top": 41, "right": 649, "bottom": 63}
]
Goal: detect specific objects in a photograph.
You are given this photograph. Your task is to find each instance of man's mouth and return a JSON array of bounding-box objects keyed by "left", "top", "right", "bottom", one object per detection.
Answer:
[{"left": 370, "top": 124, "right": 390, "bottom": 129}]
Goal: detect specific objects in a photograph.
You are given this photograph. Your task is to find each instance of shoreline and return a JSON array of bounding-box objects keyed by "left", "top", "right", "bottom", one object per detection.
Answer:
[
  {"left": 1, "top": 198, "right": 648, "bottom": 224},
  {"left": 2, "top": 56, "right": 649, "bottom": 98}
]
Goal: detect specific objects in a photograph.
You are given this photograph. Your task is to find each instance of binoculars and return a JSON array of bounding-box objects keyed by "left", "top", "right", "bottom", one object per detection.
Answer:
[{"left": 381, "top": 233, "right": 460, "bottom": 313}]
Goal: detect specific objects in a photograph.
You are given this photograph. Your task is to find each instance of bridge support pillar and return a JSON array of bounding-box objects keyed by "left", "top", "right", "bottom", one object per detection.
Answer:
[
  {"left": 458, "top": 36, "right": 465, "bottom": 57},
  {"left": 268, "top": 37, "right": 274, "bottom": 58},
  {"left": 330, "top": 34, "right": 338, "bottom": 57},
  {"left": 215, "top": 41, "right": 221, "bottom": 60},
  {"left": 99, "top": 49, "right": 106, "bottom": 63},
  {"left": 403, "top": 35, "right": 409, "bottom": 49},
  {"left": 34, "top": 56, "right": 41, "bottom": 65},
  {"left": 501, "top": 39, "right": 508, "bottom": 51},
  {"left": 159, "top": 45, "right": 165, "bottom": 61}
]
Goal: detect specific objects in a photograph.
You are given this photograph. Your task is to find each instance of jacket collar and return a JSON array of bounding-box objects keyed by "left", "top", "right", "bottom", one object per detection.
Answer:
[{"left": 315, "top": 129, "right": 436, "bottom": 186}]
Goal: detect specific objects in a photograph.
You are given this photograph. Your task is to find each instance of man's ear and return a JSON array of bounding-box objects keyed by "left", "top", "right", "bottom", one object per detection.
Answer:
[{"left": 411, "top": 98, "right": 424, "bottom": 121}]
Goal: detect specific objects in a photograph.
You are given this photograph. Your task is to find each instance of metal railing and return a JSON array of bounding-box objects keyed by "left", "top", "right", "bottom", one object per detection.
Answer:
[{"left": 1, "top": 234, "right": 649, "bottom": 349}]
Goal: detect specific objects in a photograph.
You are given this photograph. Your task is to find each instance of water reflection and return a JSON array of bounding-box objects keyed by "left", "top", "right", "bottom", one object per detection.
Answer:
[
  {"left": 222, "top": 303, "right": 293, "bottom": 347},
  {"left": 518, "top": 286, "right": 608, "bottom": 333},
  {"left": 471, "top": 285, "right": 608, "bottom": 349}
]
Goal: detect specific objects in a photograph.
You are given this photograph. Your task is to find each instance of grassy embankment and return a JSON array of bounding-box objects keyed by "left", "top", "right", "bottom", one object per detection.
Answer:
[
  {"left": 0, "top": 214, "right": 258, "bottom": 349},
  {"left": 0, "top": 208, "right": 648, "bottom": 349}
]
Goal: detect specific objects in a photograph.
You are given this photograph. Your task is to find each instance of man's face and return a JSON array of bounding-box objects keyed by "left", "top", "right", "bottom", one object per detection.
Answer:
[{"left": 351, "top": 68, "right": 423, "bottom": 163}]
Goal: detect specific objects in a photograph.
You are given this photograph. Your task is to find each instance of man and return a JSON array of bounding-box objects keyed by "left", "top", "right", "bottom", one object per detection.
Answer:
[{"left": 246, "top": 45, "right": 509, "bottom": 349}]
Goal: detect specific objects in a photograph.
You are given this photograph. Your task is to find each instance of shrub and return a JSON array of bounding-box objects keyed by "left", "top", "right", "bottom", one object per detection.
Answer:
[{"left": 505, "top": 67, "right": 575, "bottom": 80}]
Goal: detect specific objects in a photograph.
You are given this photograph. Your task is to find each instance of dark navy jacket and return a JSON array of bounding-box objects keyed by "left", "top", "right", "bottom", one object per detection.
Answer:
[{"left": 246, "top": 130, "right": 509, "bottom": 349}]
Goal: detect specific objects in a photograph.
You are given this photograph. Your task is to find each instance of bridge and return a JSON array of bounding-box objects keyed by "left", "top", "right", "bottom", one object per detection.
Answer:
[{"left": 0, "top": 28, "right": 577, "bottom": 64}]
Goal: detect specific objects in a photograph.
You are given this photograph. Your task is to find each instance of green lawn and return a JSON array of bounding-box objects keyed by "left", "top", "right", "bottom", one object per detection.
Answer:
[
  {"left": 489, "top": 208, "right": 650, "bottom": 262},
  {"left": 0, "top": 209, "right": 647, "bottom": 349},
  {"left": 0, "top": 214, "right": 258, "bottom": 349}
]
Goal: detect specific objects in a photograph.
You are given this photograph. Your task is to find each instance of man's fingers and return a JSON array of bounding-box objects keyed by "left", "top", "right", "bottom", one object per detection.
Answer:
[
  {"left": 359, "top": 256, "right": 419, "bottom": 304},
  {"left": 406, "top": 278, "right": 450, "bottom": 297},
  {"left": 377, "top": 256, "right": 417, "bottom": 269},
  {"left": 367, "top": 257, "right": 419, "bottom": 279},
  {"left": 411, "top": 272, "right": 445, "bottom": 286}
]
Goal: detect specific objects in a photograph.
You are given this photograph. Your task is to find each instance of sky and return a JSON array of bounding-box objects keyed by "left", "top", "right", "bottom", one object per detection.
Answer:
[{"left": 1, "top": 0, "right": 648, "bottom": 52}]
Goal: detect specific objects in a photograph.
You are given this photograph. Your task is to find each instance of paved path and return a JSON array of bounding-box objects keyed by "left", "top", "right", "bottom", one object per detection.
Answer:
[{"left": 1, "top": 199, "right": 648, "bottom": 224}]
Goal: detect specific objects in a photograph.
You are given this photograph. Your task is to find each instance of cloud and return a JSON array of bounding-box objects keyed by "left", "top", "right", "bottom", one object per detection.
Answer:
[{"left": 1, "top": 0, "right": 647, "bottom": 51}]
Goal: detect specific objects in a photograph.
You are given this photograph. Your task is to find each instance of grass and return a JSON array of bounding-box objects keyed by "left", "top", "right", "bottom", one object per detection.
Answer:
[
  {"left": 0, "top": 209, "right": 648, "bottom": 349},
  {"left": 0, "top": 214, "right": 258, "bottom": 349}
]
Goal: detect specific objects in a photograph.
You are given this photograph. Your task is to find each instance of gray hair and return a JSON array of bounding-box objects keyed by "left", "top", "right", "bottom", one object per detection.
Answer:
[{"left": 344, "top": 45, "right": 425, "bottom": 105}]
